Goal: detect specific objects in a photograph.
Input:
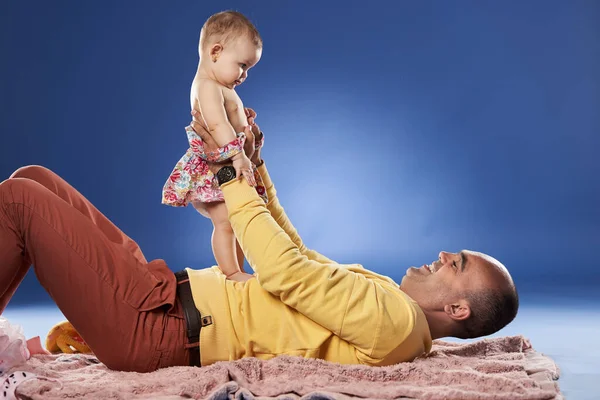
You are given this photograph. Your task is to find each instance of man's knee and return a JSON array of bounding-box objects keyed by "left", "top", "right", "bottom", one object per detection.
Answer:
[
  {"left": 9, "top": 165, "right": 52, "bottom": 181},
  {"left": 0, "top": 177, "right": 41, "bottom": 204}
]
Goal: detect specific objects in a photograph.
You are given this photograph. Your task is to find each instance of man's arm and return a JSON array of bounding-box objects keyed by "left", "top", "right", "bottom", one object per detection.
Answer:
[
  {"left": 257, "top": 162, "right": 335, "bottom": 264},
  {"left": 221, "top": 178, "right": 419, "bottom": 360}
]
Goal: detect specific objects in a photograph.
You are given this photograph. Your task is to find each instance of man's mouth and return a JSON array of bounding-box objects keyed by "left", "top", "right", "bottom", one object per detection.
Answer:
[
  {"left": 407, "top": 262, "right": 436, "bottom": 276},
  {"left": 423, "top": 263, "right": 437, "bottom": 273},
  {"left": 234, "top": 80, "right": 242, "bottom": 86}
]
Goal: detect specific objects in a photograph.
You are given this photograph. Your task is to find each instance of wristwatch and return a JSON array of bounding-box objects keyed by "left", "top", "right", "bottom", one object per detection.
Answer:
[{"left": 215, "top": 166, "right": 237, "bottom": 186}]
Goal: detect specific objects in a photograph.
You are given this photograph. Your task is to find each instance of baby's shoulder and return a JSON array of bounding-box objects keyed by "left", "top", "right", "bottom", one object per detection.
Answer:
[{"left": 192, "top": 77, "right": 222, "bottom": 94}]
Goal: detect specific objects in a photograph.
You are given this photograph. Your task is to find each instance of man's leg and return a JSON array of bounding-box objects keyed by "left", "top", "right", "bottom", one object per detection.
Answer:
[
  {"left": 9, "top": 165, "right": 147, "bottom": 264},
  {"left": 0, "top": 175, "right": 181, "bottom": 371}
]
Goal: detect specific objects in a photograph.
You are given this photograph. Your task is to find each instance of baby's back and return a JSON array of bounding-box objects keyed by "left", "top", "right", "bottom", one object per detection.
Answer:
[{"left": 190, "top": 76, "right": 249, "bottom": 135}]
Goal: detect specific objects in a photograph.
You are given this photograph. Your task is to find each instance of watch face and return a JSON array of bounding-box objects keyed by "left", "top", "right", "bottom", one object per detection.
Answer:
[
  {"left": 223, "top": 168, "right": 234, "bottom": 180},
  {"left": 218, "top": 166, "right": 236, "bottom": 184}
]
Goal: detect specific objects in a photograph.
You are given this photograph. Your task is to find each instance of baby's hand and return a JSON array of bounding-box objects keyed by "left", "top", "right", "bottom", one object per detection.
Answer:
[
  {"left": 227, "top": 271, "right": 255, "bottom": 282},
  {"left": 232, "top": 152, "right": 256, "bottom": 187}
]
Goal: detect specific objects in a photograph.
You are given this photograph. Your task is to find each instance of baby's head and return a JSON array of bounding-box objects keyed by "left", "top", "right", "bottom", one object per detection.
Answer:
[{"left": 199, "top": 11, "right": 262, "bottom": 89}]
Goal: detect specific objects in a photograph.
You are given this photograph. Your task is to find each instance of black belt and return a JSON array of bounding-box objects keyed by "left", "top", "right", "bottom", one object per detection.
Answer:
[{"left": 175, "top": 270, "right": 212, "bottom": 367}]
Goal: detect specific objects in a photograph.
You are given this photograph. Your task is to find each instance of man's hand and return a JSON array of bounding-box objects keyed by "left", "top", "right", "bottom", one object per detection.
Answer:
[
  {"left": 190, "top": 109, "right": 255, "bottom": 182},
  {"left": 244, "top": 107, "right": 260, "bottom": 136},
  {"left": 244, "top": 107, "right": 264, "bottom": 166}
]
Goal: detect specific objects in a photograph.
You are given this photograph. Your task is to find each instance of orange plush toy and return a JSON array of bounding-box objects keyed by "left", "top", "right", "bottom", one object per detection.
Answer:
[{"left": 45, "top": 321, "right": 93, "bottom": 354}]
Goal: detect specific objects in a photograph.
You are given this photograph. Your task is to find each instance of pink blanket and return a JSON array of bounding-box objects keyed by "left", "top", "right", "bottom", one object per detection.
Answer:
[{"left": 12, "top": 335, "right": 561, "bottom": 400}]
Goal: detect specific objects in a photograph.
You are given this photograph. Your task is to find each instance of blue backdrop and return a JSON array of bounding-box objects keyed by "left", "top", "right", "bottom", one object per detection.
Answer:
[{"left": 1, "top": 0, "right": 598, "bottom": 304}]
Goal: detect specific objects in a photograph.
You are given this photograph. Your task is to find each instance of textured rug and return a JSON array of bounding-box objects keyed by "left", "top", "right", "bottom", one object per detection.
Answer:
[{"left": 9, "top": 335, "right": 562, "bottom": 400}]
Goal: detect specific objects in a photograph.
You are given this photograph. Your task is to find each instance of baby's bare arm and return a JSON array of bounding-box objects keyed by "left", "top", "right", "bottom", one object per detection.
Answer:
[
  {"left": 196, "top": 81, "right": 238, "bottom": 147},
  {"left": 194, "top": 81, "right": 257, "bottom": 186}
]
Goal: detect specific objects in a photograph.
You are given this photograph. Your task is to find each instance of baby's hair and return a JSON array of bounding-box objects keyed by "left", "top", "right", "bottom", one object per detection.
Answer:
[{"left": 199, "top": 10, "right": 262, "bottom": 54}]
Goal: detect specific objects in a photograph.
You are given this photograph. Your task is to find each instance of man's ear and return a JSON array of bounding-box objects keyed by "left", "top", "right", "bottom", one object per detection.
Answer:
[{"left": 443, "top": 300, "right": 471, "bottom": 322}]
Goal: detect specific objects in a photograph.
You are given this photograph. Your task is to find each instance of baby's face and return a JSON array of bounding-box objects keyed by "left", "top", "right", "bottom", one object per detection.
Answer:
[{"left": 213, "top": 37, "right": 261, "bottom": 89}]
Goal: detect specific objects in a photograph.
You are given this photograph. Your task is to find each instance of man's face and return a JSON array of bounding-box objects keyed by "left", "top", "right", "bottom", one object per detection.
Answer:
[{"left": 399, "top": 250, "right": 510, "bottom": 311}]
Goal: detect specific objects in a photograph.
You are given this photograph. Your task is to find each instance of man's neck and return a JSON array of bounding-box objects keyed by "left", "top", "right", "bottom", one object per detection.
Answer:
[{"left": 423, "top": 309, "right": 454, "bottom": 340}]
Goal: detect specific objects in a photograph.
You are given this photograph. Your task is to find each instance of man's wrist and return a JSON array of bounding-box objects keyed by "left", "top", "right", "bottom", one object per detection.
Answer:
[{"left": 215, "top": 165, "right": 237, "bottom": 186}]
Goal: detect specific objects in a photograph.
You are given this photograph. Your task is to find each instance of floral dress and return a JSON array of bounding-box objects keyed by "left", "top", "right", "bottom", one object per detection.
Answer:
[{"left": 161, "top": 125, "right": 267, "bottom": 207}]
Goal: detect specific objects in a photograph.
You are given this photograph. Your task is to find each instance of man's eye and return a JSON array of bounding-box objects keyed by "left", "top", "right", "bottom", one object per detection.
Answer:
[{"left": 240, "top": 63, "right": 247, "bottom": 68}]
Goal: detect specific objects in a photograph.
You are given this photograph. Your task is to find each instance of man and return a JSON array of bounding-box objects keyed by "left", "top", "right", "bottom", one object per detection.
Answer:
[{"left": 0, "top": 110, "right": 518, "bottom": 372}]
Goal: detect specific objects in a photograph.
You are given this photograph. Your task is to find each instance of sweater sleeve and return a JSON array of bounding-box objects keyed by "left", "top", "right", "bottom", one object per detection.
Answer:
[
  {"left": 221, "top": 178, "right": 419, "bottom": 359},
  {"left": 256, "top": 163, "right": 334, "bottom": 264}
]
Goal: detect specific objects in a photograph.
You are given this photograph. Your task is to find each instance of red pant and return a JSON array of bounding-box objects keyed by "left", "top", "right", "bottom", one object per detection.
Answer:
[{"left": 0, "top": 166, "right": 189, "bottom": 372}]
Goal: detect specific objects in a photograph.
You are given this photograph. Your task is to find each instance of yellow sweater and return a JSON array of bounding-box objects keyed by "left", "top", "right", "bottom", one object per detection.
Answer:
[{"left": 187, "top": 163, "right": 432, "bottom": 366}]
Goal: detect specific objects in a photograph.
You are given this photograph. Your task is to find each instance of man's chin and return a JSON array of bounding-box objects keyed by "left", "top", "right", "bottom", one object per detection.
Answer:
[
  {"left": 398, "top": 272, "right": 422, "bottom": 292},
  {"left": 398, "top": 275, "right": 409, "bottom": 290}
]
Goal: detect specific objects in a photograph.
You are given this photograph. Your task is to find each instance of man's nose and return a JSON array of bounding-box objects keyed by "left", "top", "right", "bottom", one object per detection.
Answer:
[
  {"left": 241, "top": 70, "right": 248, "bottom": 79},
  {"left": 439, "top": 251, "right": 451, "bottom": 263}
]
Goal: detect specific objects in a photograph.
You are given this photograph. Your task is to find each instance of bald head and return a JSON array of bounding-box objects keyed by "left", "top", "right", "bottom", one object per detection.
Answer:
[
  {"left": 400, "top": 250, "right": 519, "bottom": 339},
  {"left": 455, "top": 252, "right": 518, "bottom": 338}
]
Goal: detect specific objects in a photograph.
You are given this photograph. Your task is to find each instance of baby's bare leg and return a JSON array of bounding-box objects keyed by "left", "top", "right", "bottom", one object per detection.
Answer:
[
  {"left": 203, "top": 202, "right": 241, "bottom": 277},
  {"left": 235, "top": 240, "right": 246, "bottom": 273},
  {"left": 236, "top": 127, "right": 254, "bottom": 273}
]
